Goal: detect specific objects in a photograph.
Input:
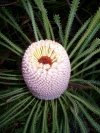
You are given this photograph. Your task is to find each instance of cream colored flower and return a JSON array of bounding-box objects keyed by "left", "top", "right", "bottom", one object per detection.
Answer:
[{"left": 22, "top": 40, "right": 71, "bottom": 100}]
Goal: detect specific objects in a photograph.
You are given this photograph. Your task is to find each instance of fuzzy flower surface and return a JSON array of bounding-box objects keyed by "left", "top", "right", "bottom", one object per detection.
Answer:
[{"left": 22, "top": 40, "right": 71, "bottom": 100}]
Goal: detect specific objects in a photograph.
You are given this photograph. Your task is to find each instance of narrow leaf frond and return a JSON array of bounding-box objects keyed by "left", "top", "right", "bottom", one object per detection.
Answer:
[{"left": 64, "top": 0, "right": 80, "bottom": 47}]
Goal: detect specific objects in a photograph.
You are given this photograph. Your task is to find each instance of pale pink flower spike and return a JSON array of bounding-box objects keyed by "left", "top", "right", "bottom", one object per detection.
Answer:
[{"left": 22, "top": 40, "right": 71, "bottom": 100}]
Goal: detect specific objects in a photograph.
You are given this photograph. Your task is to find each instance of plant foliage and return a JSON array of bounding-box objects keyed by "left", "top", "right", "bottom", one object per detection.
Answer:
[{"left": 0, "top": 0, "right": 100, "bottom": 132}]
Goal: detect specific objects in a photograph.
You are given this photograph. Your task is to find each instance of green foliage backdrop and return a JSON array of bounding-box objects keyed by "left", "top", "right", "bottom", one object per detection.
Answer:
[{"left": 0, "top": 0, "right": 100, "bottom": 132}]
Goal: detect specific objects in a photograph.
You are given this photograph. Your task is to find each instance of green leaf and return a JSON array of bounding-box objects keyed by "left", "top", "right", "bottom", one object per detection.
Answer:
[
  {"left": 26, "top": 0, "right": 39, "bottom": 41},
  {"left": 41, "top": 101, "right": 49, "bottom": 133},
  {"left": 0, "top": 8, "right": 31, "bottom": 44},
  {"left": 78, "top": 22, "right": 100, "bottom": 54},
  {"left": 71, "top": 59, "right": 100, "bottom": 78},
  {"left": 0, "top": 87, "right": 27, "bottom": 99},
  {"left": 30, "top": 100, "right": 43, "bottom": 133},
  {"left": 34, "top": 0, "right": 55, "bottom": 40},
  {"left": 0, "top": 32, "right": 23, "bottom": 55},
  {"left": 71, "top": 38, "right": 100, "bottom": 67},
  {"left": 77, "top": 102, "right": 100, "bottom": 133},
  {"left": 64, "top": 0, "right": 80, "bottom": 47},
  {"left": 71, "top": 47, "right": 100, "bottom": 71},
  {"left": 83, "top": 70, "right": 100, "bottom": 78},
  {"left": 58, "top": 97, "right": 70, "bottom": 133},
  {"left": 21, "top": 0, "right": 43, "bottom": 40},
  {"left": 54, "top": 15, "right": 64, "bottom": 44},
  {"left": 69, "top": 8, "right": 100, "bottom": 58},
  {"left": 0, "top": 41, "right": 21, "bottom": 56},
  {"left": 70, "top": 78, "right": 100, "bottom": 94},
  {"left": 66, "top": 91, "right": 100, "bottom": 116},
  {"left": 23, "top": 99, "right": 38, "bottom": 133},
  {"left": 71, "top": 107, "right": 88, "bottom": 133},
  {"left": 0, "top": 96, "right": 32, "bottom": 128},
  {"left": 6, "top": 92, "right": 30, "bottom": 103},
  {"left": 51, "top": 100, "right": 59, "bottom": 133},
  {"left": 66, "top": 18, "right": 90, "bottom": 51}
]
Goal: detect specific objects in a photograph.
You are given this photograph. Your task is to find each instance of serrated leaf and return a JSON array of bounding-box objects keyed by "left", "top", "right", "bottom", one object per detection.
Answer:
[{"left": 64, "top": 0, "right": 80, "bottom": 47}]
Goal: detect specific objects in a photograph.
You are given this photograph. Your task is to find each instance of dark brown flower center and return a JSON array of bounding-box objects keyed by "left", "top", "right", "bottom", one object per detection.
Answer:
[{"left": 38, "top": 56, "right": 52, "bottom": 65}]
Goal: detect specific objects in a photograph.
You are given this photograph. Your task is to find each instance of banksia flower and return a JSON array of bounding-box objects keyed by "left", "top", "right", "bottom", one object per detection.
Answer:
[{"left": 22, "top": 40, "right": 71, "bottom": 100}]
